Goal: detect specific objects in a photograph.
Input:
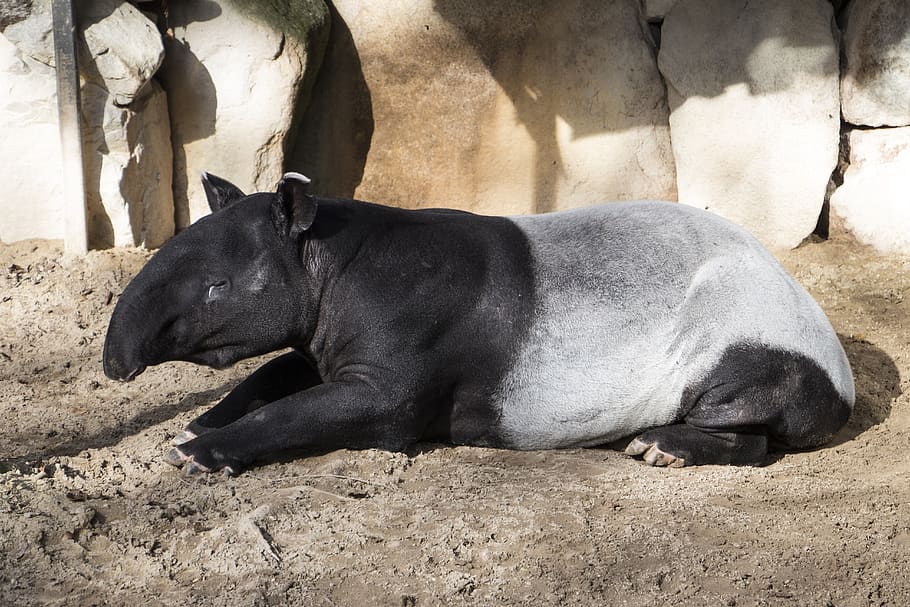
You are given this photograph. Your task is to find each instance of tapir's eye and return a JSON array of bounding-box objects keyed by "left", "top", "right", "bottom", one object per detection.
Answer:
[{"left": 206, "top": 279, "right": 230, "bottom": 301}]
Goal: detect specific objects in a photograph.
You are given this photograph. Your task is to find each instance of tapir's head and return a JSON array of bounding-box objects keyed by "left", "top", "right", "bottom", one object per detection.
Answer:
[{"left": 103, "top": 172, "right": 318, "bottom": 381}]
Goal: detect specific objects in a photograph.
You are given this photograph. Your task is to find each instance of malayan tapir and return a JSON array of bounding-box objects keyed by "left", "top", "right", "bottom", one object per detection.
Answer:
[{"left": 103, "top": 172, "right": 854, "bottom": 475}]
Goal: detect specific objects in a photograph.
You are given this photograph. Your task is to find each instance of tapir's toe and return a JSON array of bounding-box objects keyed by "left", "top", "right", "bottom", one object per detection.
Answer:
[
  {"left": 164, "top": 445, "right": 240, "bottom": 477},
  {"left": 624, "top": 437, "right": 686, "bottom": 468}
]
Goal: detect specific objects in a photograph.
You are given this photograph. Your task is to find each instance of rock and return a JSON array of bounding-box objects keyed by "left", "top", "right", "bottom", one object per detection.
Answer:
[
  {"left": 78, "top": 0, "right": 165, "bottom": 107},
  {"left": 659, "top": 0, "right": 840, "bottom": 249},
  {"left": 1, "top": 0, "right": 53, "bottom": 67},
  {"left": 160, "top": 0, "right": 330, "bottom": 228},
  {"left": 0, "top": 32, "right": 64, "bottom": 243},
  {"left": 830, "top": 128, "right": 910, "bottom": 254},
  {"left": 81, "top": 81, "right": 174, "bottom": 248},
  {"left": 0, "top": 1, "right": 173, "bottom": 248},
  {"left": 840, "top": 0, "right": 910, "bottom": 127},
  {"left": 292, "top": 0, "right": 676, "bottom": 215},
  {"left": 0, "top": 0, "right": 33, "bottom": 31}
]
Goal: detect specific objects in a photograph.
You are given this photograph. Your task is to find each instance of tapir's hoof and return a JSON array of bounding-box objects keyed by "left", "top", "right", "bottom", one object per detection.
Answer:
[
  {"left": 164, "top": 446, "right": 190, "bottom": 467},
  {"left": 165, "top": 448, "right": 212, "bottom": 476},
  {"left": 172, "top": 429, "right": 197, "bottom": 446},
  {"left": 624, "top": 437, "right": 686, "bottom": 468}
]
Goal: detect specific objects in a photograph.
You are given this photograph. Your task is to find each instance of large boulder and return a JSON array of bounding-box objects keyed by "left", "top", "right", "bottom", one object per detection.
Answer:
[
  {"left": 0, "top": 0, "right": 173, "bottom": 247},
  {"left": 659, "top": 0, "right": 841, "bottom": 249},
  {"left": 840, "top": 0, "right": 910, "bottom": 127},
  {"left": 292, "top": 0, "right": 677, "bottom": 215},
  {"left": 80, "top": 0, "right": 165, "bottom": 107},
  {"left": 830, "top": 127, "right": 910, "bottom": 254},
  {"left": 78, "top": 0, "right": 173, "bottom": 247},
  {"left": 160, "top": 0, "right": 330, "bottom": 228}
]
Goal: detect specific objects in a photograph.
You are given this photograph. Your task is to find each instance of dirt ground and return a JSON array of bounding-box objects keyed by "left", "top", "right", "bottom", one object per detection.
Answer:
[{"left": 0, "top": 230, "right": 908, "bottom": 607}]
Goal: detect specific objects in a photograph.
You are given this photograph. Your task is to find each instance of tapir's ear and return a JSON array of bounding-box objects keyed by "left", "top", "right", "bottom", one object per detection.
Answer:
[
  {"left": 201, "top": 172, "right": 246, "bottom": 213},
  {"left": 272, "top": 172, "right": 317, "bottom": 238}
]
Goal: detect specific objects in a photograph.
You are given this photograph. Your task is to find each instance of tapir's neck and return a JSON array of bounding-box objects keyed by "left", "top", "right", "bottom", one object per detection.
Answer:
[{"left": 295, "top": 198, "right": 377, "bottom": 364}]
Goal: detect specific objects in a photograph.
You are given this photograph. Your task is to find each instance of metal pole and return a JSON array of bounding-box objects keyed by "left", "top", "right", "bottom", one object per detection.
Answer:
[{"left": 52, "top": 0, "right": 88, "bottom": 254}]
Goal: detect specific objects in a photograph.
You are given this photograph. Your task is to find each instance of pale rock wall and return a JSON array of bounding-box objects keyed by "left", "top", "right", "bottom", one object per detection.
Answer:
[
  {"left": 829, "top": 0, "right": 910, "bottom": 254},
  {"left": 0, "top": 33, "right": 64, "bottom": 243},
  {"left": 3, "top": 0, "right": 910, "bottom": 255},
  {"left": 295, "top": 0, "right": 676, "bottom": 215},
  {"left": 659, "top": 0, "right": 840, "bottom": 250},
  {"left": 0, "top": 0, "right": 173, "bottom": 248},
  {"left": 830, "top": 129, "right": 910, "bottom": 255},
  {"left": 159, "top": 0, "right": 330, "bottom": 228}
]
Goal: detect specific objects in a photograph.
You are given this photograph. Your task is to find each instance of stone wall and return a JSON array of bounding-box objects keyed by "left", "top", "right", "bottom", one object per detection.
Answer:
[
  {"left": 830, "top": 0, "right": 910, "bottom": 255},
  {"left": 1, "top": 0, "right": 908, "bottom": 253},
  {"left": 0, "top": 0, "right": 328, "bottom": 246}
]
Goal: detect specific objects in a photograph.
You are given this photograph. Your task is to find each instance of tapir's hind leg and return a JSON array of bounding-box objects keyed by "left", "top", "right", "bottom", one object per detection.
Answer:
[
  {"left": 174, "top": 351, "right": 321, "bottom": 445},
  {"left": 625, "top": 344, "right": 852, "bottom": 467}
]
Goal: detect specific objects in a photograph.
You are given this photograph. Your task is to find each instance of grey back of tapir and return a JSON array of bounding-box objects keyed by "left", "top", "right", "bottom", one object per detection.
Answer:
[{"left": 103, "top": 172, "right": 854, "bottom": 475}]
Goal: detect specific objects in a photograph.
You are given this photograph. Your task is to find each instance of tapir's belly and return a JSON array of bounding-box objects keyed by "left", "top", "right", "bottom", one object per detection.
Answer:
[{"left": 493, "top": 300, "right": 693, "bottom": 449}]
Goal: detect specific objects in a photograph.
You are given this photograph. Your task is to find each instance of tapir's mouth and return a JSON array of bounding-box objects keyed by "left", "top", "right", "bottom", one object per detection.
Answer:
[{"left": 123, "top": 365, "right": 147, "bottom": 382}]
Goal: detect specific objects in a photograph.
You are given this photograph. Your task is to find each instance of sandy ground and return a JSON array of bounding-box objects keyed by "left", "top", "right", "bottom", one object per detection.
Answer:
[{"left": 0, "top": 232, "right": 908, "bottom": 607}]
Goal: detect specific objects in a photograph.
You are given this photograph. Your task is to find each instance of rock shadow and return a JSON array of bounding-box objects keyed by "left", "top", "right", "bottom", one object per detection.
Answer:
[
  {"left": 156, "top": 2, "right": 221, "bottom": 229},
  {"left": 432, "top": 0, "right": 667, "bottom": 213},
  {"left": 836, "top": 1, "right": 910, "bottom": 90},
  {"left": 287, "top": 1, "right": 373, "bottom": 199}
]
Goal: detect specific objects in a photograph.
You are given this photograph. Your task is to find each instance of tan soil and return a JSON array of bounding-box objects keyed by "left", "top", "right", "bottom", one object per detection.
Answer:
[{"left": 0, "top": 233, "right": 908, "bottom": 607}]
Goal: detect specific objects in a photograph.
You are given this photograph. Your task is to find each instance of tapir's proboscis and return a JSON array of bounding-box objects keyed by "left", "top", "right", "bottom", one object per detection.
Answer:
[{"left": 103, "top": 172, "right": 854, "bottom": 476}]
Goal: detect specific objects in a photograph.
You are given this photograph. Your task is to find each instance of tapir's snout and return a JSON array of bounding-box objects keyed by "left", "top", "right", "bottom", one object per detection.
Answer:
[
  {"left": 102, "top": 334, "right": 147, "bottom": 382},
  {"left": 103, "top": 298, "right": 149, "bottom": 382}
]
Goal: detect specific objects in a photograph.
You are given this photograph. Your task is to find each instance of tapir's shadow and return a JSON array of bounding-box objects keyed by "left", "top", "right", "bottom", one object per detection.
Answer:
[
  {"left": 4, "top": 334, "right": 895, "bottom": 472},
  {"left": 828, "top": 334, "right": 900, "bottom": 446},
  {"left": 0, "top": 380, "right": 241, "bottom": 471},
  {"left": 268, "top": 334, "right": 900, "bottom": 470}
]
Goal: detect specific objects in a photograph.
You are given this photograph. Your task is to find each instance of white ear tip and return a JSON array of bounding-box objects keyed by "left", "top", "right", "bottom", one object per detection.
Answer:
[{"left": 282, "top": 172, "right": 311, "bottom": 184}]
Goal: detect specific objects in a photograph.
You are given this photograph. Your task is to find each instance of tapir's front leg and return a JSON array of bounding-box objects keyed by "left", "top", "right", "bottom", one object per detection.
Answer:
[
  {"left": 165, "top": 381, "right": 416, "bottom": 475},
  {"left": 175, "top": 351, "right": 322, "bottom": 445}
]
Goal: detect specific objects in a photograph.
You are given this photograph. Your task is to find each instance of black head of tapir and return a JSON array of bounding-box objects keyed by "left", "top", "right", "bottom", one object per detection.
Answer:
[{"left": 103, "top": 172, "right": 318, "bottom": 382}]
